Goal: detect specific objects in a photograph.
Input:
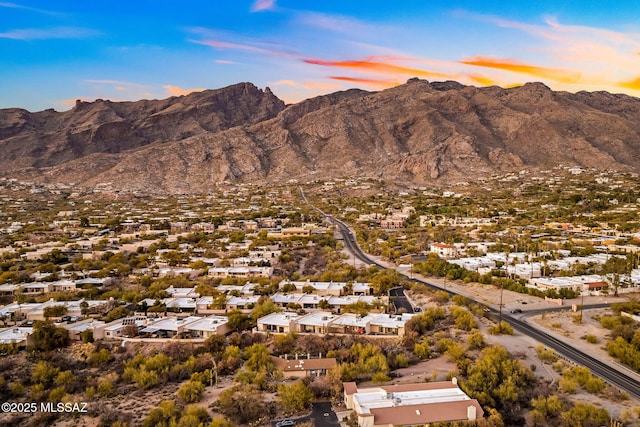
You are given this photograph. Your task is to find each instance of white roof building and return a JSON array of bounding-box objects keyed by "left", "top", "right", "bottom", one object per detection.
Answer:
[
  {"left": 344, "top": 380, "right": 484, "bottom": 427},
  {"left": 184, "top": 315, "right": 230, "bottom": 338},
  {"left": 0, "top": 327, "right": 33, "bottom": 345}
]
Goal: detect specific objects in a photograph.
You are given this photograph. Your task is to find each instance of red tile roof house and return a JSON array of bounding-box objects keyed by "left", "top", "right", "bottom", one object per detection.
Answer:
[{"left": 343, "top": 379, "right": 484, "bottom": 427}]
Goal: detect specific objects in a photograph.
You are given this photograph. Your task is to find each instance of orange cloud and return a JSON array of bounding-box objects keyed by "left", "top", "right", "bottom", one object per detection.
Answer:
[
  {"left": 270, "top": 79, "right": 342, "bottom": 90},
  {"left": 467, "top": 74, "right": 498, "bottom": 86},
  {"left": 271, "top": 79, "right": 299, "bottom": 87},
  {"left": 618, "top": 77, "right": 640, "bottom": 91},
  {"left": 304, "top": 58, "right": 453, "bottom": 79},
  {"left": 164, "top": 85, "right": 204, "bottom": 96},
  {"left": 460, "top": 56, "right": 581, "bottom": 83},
  {"left": 330, "top": 76, "right": 400, "bottom": 88},
  {"left": 302, "top": 81, "right": 342, "bottom": 90}
]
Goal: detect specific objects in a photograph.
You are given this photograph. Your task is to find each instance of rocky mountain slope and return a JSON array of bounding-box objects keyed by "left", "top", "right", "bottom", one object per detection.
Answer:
[{"left": 2, "top": 79, "right": 640, "bottom": 193}]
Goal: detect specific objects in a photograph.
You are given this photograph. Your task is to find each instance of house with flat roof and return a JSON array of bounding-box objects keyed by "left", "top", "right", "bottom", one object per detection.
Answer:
[
  {"left": 165, "top": 297, "right": 198, "bottom": 313},
  {"left": 271, "top": 355, "right": 337, "bottom": 378},
  {"left": 0, "top": 327, "right": 33, "bottom": 346},
  {"left": 295, "top": 312, "right": 337, "bottom": 334},
  {"left": 184, "top": 315, "right": 229, "bottom": 338},
  {"left": 100, "top": 316, "right": 148, "bottom": 339},
  {"left": 278, "top": 280, "right": 373, "bottom": 296},
  {"left": 139, "top": 316, "right": 202, "bottom": 338},
  {"left": 0, "top": 284, "right": 19, "bottom": 296},
  {"left": 344, "top": 380, "right": 484, "bottom": 427},
  {"left": 165, "top": 286, "right": 199, "bottom": 298},
  {"left": 328, "top": 313, "right": 370, "bottom": 335},
  {"left": 64, "top": 319, "right": 105, "bottom": 341},
  {"left": 225, "top": 296, "right": 260, "bottom": 310},
  {"left": 208, "top": 266, "right": 273, "bottom": 279},
  {"left": 368, "top": 313, "right": 414, "bottom": 337},
  {"left": 256, "top": 312, "right": 299, "bottom": 333}
]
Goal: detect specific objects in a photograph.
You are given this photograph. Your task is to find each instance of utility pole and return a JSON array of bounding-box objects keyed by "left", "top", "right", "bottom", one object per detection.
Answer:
[
  {"left": 580, "top": 291, "right": 585, "bottom": 323},
  {"left": 499, "top": 283, "right": 504, "bottom": 324}
]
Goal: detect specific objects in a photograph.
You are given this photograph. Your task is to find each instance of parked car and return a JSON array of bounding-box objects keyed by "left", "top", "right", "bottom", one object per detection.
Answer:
[
  {"left": 275, "top": 420, "right": 295, "bottom": 427},
  {"left": 510, "top": 309, "right": 522, "bottom": 314}
]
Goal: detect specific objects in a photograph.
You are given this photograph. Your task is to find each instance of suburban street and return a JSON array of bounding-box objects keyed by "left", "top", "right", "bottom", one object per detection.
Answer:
[{"left": 324, "top": 211, "right": 640, "bottom": 399}]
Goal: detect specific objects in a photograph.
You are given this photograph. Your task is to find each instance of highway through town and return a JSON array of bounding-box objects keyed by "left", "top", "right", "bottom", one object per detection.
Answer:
[{"left": 298, "top": 188, "right": 640, "bottom": 398}]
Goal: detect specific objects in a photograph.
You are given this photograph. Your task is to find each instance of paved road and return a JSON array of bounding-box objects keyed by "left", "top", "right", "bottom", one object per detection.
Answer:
[
  {"left": 389, "top": 286, "right": 414, "bottom": 313},
  {"left": 299, "top": 187, "right": 640, "bottom": 398},
  {"left": 321, "top": 212, "right": 640, "bottom": 399}
]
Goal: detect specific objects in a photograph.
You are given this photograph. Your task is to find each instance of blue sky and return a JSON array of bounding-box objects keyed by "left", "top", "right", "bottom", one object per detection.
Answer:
[{"left": 2, "top": 0, "right": 640, "bottom": 111}]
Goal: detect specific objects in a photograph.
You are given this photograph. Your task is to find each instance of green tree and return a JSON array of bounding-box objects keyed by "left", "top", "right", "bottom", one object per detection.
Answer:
[
  {"left": 463, "top": 345, "right": 535, "bottom": 410},
  {"left": 531, "top": 395, "right": 564, "bottom": 418},
  {"left": 251, "top": 299, "right": 281, "bottom": 322},
  {"left": 43, "top": 305, "right": 67, "bottom": 319},
  {"left": 277, "top": 381, "right": 314, "bottom": 412},
  {"left": 561, "top": 402, "right": 610, "bottom": 427},
  {"left": 226, "top": 309, "right": 251, "bottom": 332},
  {"left": 217, "top": 384, "right": 270, "bottom": 425},
  {"left": 31, "top": 320, "right": 70, "bottom": 351},
  {"left": 413, "top": 338, "right": 430, "bottom": 360},
  {"left": 210, "top": 418, "right": 236, "bottom": 427},
  {"left": 143, "top": 399, "right": 179, "bottom": 427},
  {"left": 243, "top": 343, "right": 274, "bottom": 372},
  {"left": 177, "top": 380, "right": 205, "bottom": 403},
  {"left": 466, "top": 331, "right": 486, "bottom": 351},
  {"left": 31, "top": 361, "right": 60, "bottom": 386},
  {"left": 370, "top": 269, "right": 402, "bottom": 295},
  {"left": 219, "top": 345, "right": 242, "bottom": 375},
  {"left": 103, "top": 306, "right": 131, "bottom": 322},
  {"left": 178, "top": 405, "right": 211, "bottom": 427},
  {"left": 451, "top": 306, "right": 477, "bottom": 331}
]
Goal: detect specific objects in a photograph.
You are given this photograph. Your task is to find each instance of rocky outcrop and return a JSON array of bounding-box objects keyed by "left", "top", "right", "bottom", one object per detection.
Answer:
[{"left": 2, "top": 79, "right": 640, "bottom": 193}]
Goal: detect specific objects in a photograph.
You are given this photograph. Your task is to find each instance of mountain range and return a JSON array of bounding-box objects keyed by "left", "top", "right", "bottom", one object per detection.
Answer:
[{"left": 2, "top": 79, "right": 640, "bottom": 193}]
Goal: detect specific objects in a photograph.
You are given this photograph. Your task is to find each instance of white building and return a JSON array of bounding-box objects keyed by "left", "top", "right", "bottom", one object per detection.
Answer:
[{"left": 344, "top": 380, "right": 483, "bottom": 427}]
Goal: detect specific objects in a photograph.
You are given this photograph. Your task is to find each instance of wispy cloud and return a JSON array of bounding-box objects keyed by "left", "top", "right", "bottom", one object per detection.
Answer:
[
  {"left": 271, "top": 79, "right": 299, "bottom": 87},
  {"left": 215, "top": 59, "right": 237, "bottom": 64},
  {"left": 460, "top": 56, "right": 581, "bottom": 83},
  {"left": 164, "top": 85, "right": 204, "bottom": 96},
  {"left": 85, "top": 79, "right": 142, "bottom": 86},
  {"left": 189, "top": 37, "right": 294, "bottom": 58},
  {"left": 0, "top": 26, "right": 98, "bottom": 40},
  {"left": 0, "top": 2, "right": 62, "bottom": 16},
  {"left": 296, "top": 11, "right": 382, "bottom": 36},
  {"left": 250, "top": 0, "right": 275, "bottom": 12},
  {"left": 457, "top": 10, "right": 640, "bottom": 92},
  {"left": 330, "top": 76, "right": 400, "bottom": 88},
  {"left": 270, "top": 79, "right": 342, "bottom": 90},
  {"left": 303, "top": 58, "right": 453, "bottom": 79}
]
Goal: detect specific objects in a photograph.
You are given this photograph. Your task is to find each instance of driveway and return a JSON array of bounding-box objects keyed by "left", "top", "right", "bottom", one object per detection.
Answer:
[{"left": 312, "top": 402, "right": 340, "bottom": 427}]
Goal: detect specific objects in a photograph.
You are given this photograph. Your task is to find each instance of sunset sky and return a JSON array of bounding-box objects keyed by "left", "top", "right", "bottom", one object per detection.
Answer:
[{"left": 2, "top": 0, "right": 640, "bottom": 111}]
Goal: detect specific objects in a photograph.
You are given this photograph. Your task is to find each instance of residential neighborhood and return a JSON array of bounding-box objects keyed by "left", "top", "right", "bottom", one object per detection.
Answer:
[{"left": 1, "top": 169, "right": 640, "bottom": 426}]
